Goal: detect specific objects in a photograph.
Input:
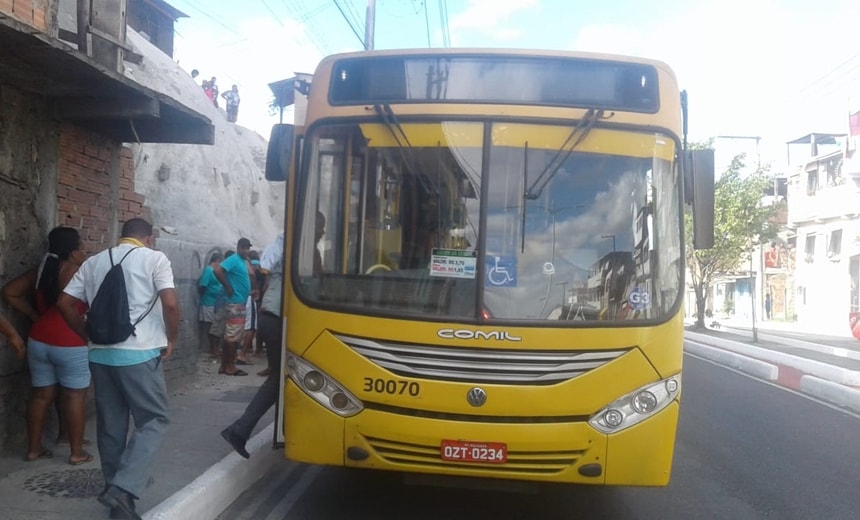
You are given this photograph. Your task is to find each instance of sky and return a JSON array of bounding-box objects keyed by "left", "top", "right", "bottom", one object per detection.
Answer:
[{"left": 167, "top": 0, "right": 860, "bottom": 172}]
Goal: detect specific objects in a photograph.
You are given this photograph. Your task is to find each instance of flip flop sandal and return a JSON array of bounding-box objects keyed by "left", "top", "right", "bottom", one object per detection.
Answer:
[
  {"left": 25, "top": 449, "right": 53, "bottom": 461},
  {"left": 225, "top": 369, "right": 248, "bottom": 376},
  {"left": 69, "top": 453, "right": 94, "bottom": 466}
]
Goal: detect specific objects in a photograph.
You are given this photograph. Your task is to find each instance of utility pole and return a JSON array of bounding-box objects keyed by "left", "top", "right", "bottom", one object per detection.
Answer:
[
  {"left": 365, "top": 0, "right": 376, "bottom": 50},
  {"left": 750, "top": 241, "right": 758, "bottom": 342}
]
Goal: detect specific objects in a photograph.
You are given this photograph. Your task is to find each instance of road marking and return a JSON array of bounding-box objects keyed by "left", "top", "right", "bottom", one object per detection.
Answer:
[
  {"left": 263, "top": 464, "right": 322, "bottom": 519},
  {"left": 223, "top": 462, "right": 301, "bottom": 520}
]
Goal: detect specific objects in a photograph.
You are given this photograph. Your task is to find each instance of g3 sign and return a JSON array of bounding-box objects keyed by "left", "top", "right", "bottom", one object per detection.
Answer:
[{"left": 628, "top": 287, "right": 651, "bottom": 310}]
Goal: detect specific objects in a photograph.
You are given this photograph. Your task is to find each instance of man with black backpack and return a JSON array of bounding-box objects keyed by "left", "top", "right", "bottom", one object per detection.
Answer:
[{"left": 57, "top": 218, "right": 179, "bottom": 520}]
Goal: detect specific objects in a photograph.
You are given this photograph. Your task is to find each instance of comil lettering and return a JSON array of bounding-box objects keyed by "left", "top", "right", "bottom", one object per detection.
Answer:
[{"left": 437, "top": 329, "right": 522, "bottom": 341}]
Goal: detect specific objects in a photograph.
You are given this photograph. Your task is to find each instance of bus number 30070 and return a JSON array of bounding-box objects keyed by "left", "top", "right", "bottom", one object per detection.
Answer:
[{"left": 362, "top": 377, "right": 420, "bottom": 396}]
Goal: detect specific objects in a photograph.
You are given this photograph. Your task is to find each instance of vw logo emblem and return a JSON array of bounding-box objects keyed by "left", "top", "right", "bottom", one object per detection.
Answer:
[{"left": 466, "top": 387, "right": 487, "bottom": 407}]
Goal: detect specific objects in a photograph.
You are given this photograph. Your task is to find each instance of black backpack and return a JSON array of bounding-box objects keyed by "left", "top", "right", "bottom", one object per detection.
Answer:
[{"left": 86, "top": 247, "right": 156, "bottom": 345}]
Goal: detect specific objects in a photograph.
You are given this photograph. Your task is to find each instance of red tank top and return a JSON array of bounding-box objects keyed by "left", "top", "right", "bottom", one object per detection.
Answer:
[{"left": 28, "top": 291, "right": 87, "bottom": 347}]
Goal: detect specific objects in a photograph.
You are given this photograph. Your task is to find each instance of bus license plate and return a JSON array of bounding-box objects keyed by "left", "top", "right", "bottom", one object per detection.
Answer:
[{"left": 440, "top": 440, "right": 507, "bottom": 463}]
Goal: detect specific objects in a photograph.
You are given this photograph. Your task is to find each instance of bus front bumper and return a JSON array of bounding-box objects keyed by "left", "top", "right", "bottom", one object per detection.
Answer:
[{"left": 283, "top": 381, "right": 679, "bottom": 486}]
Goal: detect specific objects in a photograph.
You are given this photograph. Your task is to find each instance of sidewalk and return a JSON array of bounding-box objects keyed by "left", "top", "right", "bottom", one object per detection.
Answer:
[
  {"left": 712, "top": 316, "right": 855, "bottom": 340},
  {"left": 0, "top": 356, "right": 284, "bottom": 520}
]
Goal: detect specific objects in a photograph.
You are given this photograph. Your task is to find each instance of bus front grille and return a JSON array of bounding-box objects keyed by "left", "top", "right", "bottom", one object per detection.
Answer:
[
  {"left": 337, "top": 334, "right": 629, "bottom": 385},
  {"left": 364, "top": 436, "right": 584, "bottom": 474}
]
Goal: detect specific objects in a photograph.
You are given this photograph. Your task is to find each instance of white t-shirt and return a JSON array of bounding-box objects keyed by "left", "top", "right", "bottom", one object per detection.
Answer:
[
  {"left": 64, "top": 243, "right": 175, "bottom": 350},
  {"left": 259, "top": 234, "right": 284, "bottom": 314}
]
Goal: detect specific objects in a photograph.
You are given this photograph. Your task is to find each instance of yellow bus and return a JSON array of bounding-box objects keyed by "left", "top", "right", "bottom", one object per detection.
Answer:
[{"left": 266, "top": 48, "right": 714, "bottom": 486}]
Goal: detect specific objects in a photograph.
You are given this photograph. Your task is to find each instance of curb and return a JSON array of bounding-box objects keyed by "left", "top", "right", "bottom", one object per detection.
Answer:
[
  {"left": 685, "top": 331, "right": 860, "bottom": 386},
  {"left": 685, "top": 340, "right": 778, "bottom": 381},
  {"left": 685, "top": 332, "right": 860, "bottom": 413},
  {"left": 143, "top": 424, "right": 281, "bottom": 520},
  {"left": 799, "top": 376, "right": 860, "bottom": 413}
]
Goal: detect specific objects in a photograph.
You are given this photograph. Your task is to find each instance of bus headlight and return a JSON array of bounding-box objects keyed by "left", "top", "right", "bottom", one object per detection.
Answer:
[
  {"left": 588, "top": 375, "right": 681, "bottom": 434},
  {"left": 303, "top": 371, "right": 325, "bottom": 392},
  {"left": 286, "top": 353, "right": 363, "bottom": 417}
]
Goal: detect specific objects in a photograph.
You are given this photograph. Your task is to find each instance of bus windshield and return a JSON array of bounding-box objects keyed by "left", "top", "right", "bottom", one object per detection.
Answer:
[{"left": 294, "top": 120, "right": 682, "bottom": 323}]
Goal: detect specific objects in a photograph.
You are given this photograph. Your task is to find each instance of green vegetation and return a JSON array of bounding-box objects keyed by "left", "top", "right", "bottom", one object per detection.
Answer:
[{"left": 686, "top": 150, "right": 780, "bottom": 329}]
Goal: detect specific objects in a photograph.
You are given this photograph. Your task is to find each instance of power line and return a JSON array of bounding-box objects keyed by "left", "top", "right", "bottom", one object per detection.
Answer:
[
  {"left": 296, "top": 3, "right": 331, "bottom": 22},
  {"left": 261, "top": 0, "right": 288, "bottom": 27},
  {"left": 343, "top": 0, "right": 365, "bottom": 36},
  {"left": 438, "top": 0, "right": 450, "bottom": 48},
  {"left": 283, "top": 0, "right": 334, "bottom": 55},
  {"left": 789, "top": 63, "right": 860, "bottom": 104},
  {"left": 333, "top": 0, "right": 366, "bottom": 48},
  {"left": 178, "top": 0, "right": 244, "bottom": 37},
  {"left": 800, "top": 53, "right": 860, "bottom": 93},
  {"left": 423, "top": 0, "right": 431, "bottom": 47}
]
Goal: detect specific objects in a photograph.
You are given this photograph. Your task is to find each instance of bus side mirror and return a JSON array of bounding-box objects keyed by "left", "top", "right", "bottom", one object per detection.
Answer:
[
  {"left": 265, "top": 124, "right": 295, "bottom": 181},
  {"left": 684, "top": 149, "right": 715, "bottom": 250}
]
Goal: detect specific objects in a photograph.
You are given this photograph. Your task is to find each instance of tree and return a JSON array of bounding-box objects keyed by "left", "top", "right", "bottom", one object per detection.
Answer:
[{"left": 686, "top": 152, "right": 780, "bottom": 329}]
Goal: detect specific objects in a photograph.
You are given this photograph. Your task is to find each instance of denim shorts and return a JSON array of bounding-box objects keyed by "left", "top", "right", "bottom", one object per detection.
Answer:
[{"left": 27, "top": 338, "right": 91, "bottom": 389}]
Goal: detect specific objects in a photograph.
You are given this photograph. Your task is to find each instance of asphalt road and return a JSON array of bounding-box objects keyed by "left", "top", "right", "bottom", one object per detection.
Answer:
[{"left": 218, "top": 354, "right": 860, "bottom": 520}]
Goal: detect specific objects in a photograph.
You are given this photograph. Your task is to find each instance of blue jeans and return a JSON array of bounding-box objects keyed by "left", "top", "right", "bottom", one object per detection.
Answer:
[
  {"left": 228, "top": 312, "right": 281, "bottom": 441},
  {"left": 90, "top": 357, "right": 169, "bottom": 498}
]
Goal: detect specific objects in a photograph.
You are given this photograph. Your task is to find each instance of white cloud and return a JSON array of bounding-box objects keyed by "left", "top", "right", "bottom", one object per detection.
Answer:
[
  {"left": 494, "top": 28, "right": 525, "bottom": 42},
  {"left": 449, "top": 0, "right": 537, "bottom": 45},
  {"left": 570, "top": 0, "right": 860, "bottom": 169}
]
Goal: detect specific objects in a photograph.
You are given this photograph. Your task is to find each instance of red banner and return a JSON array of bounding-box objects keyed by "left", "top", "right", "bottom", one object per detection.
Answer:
[{"left": 764, "top": 247, "right": 779, "bottom": 268}]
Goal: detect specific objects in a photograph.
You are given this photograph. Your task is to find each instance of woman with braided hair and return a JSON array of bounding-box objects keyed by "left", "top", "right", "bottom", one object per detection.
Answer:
[{"left": 2, "top": 227, "right": 92, "bottom": 465}]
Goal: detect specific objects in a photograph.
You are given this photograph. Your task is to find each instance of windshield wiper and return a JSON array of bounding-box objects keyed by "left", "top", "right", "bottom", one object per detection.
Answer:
[
  {"left": 372, "top": 104, "right": 434, "bottom": 193},
  {"left": 524, "top": 108, "right": 608, "bottom": 200}
]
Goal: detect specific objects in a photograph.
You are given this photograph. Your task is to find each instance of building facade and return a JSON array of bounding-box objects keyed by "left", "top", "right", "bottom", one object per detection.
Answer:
[
  {"left": 786, "top": 133, "right": 860, "bottom": 333},
  {"left": 0, "top": 0, "right": 212, "bottom": 451}
]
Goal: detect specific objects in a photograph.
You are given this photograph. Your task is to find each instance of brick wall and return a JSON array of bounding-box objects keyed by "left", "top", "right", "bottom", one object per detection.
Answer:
[
  {"left": 57, "top": 124, "right": 198, "bottom": 387},
  {"left": 56, "top": 124, "right": 196, "bottom": 388},
  {"left": 0, "top": 0, "right": 50, "bottom": 33},
  {"left": 57, "top": 124, "right": 152, "bottom": 252}
]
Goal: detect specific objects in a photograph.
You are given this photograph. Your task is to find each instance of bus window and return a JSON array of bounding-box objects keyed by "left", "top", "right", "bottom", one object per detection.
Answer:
[
  {"left": 296, "top": 122, "right": 482, "bottom": 316},
  {"left": 483, "top": 123, "right": 679, "bottom": 322}
]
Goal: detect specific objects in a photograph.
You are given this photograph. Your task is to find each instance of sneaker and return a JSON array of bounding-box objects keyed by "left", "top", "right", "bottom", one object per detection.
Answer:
[{"left": 220, "top": 427, "right": 250, "bottom": 459}]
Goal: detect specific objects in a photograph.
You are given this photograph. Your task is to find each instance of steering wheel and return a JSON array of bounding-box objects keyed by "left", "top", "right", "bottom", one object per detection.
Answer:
[{"left": 365, "top": 263, "right": 392, "bottom": 274}]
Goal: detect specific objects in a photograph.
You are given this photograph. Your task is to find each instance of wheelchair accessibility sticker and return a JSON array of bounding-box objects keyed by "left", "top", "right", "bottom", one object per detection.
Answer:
[
  {"left": 486, "top": 255, "right": 517, "bottom": 287},
  {"left": 628, "top": 287, "right": 651, "bottom": 310}
]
